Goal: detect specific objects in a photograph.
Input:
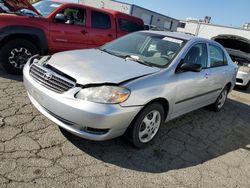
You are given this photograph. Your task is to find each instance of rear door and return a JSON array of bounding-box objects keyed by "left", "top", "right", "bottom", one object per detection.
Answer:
[
  {"left": 87, "top": 10, "right": 116, "bottom": 48},
  {"left": 205, "top": 43, "right": 230, "bottom": 98},
  {"left": 49, "top": 6, "right": 91, "bottom": 53}
]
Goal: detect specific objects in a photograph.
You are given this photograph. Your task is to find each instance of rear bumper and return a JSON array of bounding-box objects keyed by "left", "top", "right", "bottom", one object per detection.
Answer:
[
  {"left": 23, "top": 62, "right": 142, "bottom": 141},
  {"left": 236, "top": 71, "right": 250, "bottom": 86}
]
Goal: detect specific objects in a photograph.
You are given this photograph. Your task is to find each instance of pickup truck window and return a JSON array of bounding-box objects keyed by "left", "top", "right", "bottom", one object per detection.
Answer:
[
  {"left": 59, "top": 8, "right": 86, "bottom": 26},
  {"left": 91, "top": 11, "right": 111, "bottom": 29},
  {"left": 119, "top": 19, "right": 144, "bottom": 32}
]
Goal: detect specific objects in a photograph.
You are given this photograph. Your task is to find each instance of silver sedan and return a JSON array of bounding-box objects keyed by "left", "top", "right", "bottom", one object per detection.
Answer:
[{"left": 23, "top": 31, "right": 238, "bottom": 148}]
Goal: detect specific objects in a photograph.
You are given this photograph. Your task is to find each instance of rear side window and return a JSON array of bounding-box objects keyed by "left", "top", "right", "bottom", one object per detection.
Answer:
[
  {"left": 91, "top": 11, "right": 111, "bottom": 29},
  {"left": 119, "top": 19, "right": 144, "bottom": 32},
  {"left": 209, "top": 45, "right": 228, "bottom": 67}
]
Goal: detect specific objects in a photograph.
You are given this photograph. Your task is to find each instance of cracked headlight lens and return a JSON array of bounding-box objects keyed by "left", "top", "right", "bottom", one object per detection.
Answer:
[{"left": 75, "top": 86, "right": 130, "bottom": 104}]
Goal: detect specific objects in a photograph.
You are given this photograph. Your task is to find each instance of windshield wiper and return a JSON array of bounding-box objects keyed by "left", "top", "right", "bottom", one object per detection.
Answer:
[
  {"left": 99, "top": 49, "right": 153, "bottom": 67},
  {"left": 125, "top": 55, "right": 153, "bottom": 67},
  {"left": 99, "top": 48, "right": 125, "bottom": 59}
]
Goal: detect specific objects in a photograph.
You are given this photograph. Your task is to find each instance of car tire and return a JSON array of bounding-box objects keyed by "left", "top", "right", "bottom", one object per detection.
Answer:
[
  {"left": 125, "top": 103, "right": 164, "bottom": 148},
  {"left": 209, "top": 86, "right": 229, "bottom": 112},
  {"left": 0, "top": 39, "right": 39, "bottom": 75}
]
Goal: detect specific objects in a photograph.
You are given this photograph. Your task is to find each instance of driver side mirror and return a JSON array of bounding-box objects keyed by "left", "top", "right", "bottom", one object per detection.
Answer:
[
  {"left": 55, "top": 13, "right": 66, "bottom": 22},
  {"left": 179, "top": 61, "right": 202, "bottom": 72}
]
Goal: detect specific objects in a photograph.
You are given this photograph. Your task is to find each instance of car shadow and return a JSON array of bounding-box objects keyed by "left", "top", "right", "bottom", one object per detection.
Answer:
[
  {"left": 61, "top": 98, "right": 250, "bottom": 173},
  {"left": 0, "top": 67, "right": 23, "bottom": 82},
  {"left": 234, "top": 84, "right": 250, "bottom": 94}
]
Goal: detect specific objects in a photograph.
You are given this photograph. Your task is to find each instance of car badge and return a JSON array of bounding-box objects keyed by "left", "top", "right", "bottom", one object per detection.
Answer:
[{"left": 43, "top": 72, "right": 53, "bottom": 80}]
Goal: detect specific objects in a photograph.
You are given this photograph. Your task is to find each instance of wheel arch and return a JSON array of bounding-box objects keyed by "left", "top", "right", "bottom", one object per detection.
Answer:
[
  {"left": 0, "top": 26, "right": 48, "bottom": 54},
  {"left": 225, "top": 82, "right": 232, "bottom": 91},
  {"left": 144, "top": 98, "right": 169, "bottom": 120},
  {"left": 129, "top": 97, "right": 169, "bottom": 126}
]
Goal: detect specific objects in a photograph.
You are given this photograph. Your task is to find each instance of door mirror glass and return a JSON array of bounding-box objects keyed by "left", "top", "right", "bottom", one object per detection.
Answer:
[
  {"left": 55, "top": 13, "right": 66, "bottom": 22},
  {"left": 180, "top": 62, "right": 202, "bottom": 72}
]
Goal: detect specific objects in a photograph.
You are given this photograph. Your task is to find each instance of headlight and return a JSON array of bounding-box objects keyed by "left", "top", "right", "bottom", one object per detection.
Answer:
[
  {"left": 238, "top": 66, "right": 250, "bottom": 73},
  {"left": 37, "top": 56, "right": 51, "bottom": 65},
  {"left": 29, "top": 55, "right": 51, "bottom": 65},
  {"left": 75, "top": 86, "right": 130, "bottom": 104}
]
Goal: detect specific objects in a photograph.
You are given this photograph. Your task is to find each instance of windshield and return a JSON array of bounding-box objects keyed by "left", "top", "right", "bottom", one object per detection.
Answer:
[
  {"left": 33, "top": 1, "right": 61, "bottom": 17},
  {"left": 101, "top": 32, "right": 186, "bottom": 67}
]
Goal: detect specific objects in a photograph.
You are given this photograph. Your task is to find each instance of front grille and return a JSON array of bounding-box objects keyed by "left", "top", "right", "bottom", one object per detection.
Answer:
[
  {"left": 236, "top": 78, "right": 243, "bottom": 83},
  {"left": 46, "top": 108, "right": 76, "bottom": 126},
  {"left": 29, "top": 63, "right": 76, "bottom": 93}
]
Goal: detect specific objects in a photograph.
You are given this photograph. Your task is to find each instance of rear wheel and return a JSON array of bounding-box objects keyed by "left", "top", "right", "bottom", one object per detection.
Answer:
[
  {"left": 126, "top": 103, "right": 164, "bottom": 148},
  {"left": 209, "top": 86, "right": 229, "bottom": 112},
  {"left": 0, "top": 39, "right": 39, "bottom": 75}
]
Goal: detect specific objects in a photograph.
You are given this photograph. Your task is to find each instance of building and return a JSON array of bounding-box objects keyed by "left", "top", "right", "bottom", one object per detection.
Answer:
[
  {"left": 243, "top": 23, "right": 250, "bottom": 30},
  {"left": 177, "top": 19, "right": 250, "bottom": 63},
  {"left": 79, "top": 0, "right": 179, "bottom": 31}
]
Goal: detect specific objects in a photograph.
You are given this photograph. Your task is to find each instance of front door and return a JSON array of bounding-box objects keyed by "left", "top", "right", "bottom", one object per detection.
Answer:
[
  {"left": 172, "top": 43, "right": 211, "bottom": 118},
  {"left": 49, "top": 7, "right": 90, "bottom": 53}
]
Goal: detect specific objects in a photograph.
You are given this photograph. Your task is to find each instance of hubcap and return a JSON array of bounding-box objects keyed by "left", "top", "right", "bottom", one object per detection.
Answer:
[
  {"left": 8, "top": 47, "right": 32, "bottom": 69},
  {"left": 217, "top": 90, "right": 227, "bottom": 109},
  {"left": 139, "top": 110, "right": 161, "bottom": 143}
]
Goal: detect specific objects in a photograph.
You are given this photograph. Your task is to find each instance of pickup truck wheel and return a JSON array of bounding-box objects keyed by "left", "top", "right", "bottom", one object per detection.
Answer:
[
  {"left": 0, "top": 39, "right": 39, "bottom": 75},
  {"left": 126, "top": 103, "right": 164, "bottom": 148}
]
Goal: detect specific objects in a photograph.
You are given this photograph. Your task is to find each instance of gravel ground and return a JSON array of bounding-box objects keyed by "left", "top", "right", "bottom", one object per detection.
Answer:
[{"left": 0, "top": 69, "right": 250, "bottom": 188}]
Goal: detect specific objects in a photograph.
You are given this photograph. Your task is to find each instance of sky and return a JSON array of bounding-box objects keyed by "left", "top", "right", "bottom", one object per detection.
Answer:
[{"left": 119, "top": 0, "right": 250, "bottom": 27}]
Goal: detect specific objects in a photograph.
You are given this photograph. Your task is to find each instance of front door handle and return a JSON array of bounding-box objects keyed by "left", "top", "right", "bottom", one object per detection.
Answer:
[{"left": 205, "top": 73, "right": 210, "bottom": 78}]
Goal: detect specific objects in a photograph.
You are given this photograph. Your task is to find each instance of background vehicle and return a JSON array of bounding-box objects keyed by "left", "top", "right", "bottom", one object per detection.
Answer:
[
  {"left": 23, "top": 31, "right": 237, "bottom": 148},
  {"left": 230, "top": 56, "right": 250, "bottom": 89},
  {"left": 0, "top": 0, "right": 144, "bottom": 74}
]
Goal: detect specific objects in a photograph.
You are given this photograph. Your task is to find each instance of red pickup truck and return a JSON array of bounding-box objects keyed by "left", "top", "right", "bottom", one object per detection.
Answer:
[{"left": 0, "top": 0, "right": 144, "bottom": 74}]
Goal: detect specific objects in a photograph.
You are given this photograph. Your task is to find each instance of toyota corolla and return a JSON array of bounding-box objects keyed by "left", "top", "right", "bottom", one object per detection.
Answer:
[{"left": 23, "top": 31, "right": 237, "bottom": 148}]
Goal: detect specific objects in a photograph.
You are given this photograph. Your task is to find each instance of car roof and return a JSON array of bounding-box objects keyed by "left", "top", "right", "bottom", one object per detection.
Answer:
[{"left": 140, "top": 30, "right": 199, "bottom": 41}]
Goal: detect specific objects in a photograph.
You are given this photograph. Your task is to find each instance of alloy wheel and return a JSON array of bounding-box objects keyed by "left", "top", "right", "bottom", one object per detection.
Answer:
[
  {"left": 8, "top": 47, "right": 32, "bottom": 69},
  {"left": 217, "top": 89, "right": 228, "bottom": 109},
  {"left": 138, "top": 110, "right": 161, "bottom": 143}
]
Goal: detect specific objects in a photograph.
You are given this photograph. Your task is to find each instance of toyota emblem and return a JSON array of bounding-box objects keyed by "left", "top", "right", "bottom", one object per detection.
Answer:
[{"left": 43, "top": 72, "right": 53, "bottom": 80}]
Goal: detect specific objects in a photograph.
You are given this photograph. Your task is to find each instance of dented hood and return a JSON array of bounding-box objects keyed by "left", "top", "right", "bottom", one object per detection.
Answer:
[
  {"left": 47, "top": 49, "right": 161, "bottom": 85},
  {"left": 3, "top": 0, "right": 41, "bottom": 15}
]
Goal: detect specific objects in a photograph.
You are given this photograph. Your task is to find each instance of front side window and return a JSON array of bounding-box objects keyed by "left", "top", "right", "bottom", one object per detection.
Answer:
[
  {"left": 58, "top": 8, "right": 86, "bottom": 26},
  {"left": 91, "top": 11, "right": 111, "bottom": 29},
  {"left": 100, "top": 32, "right": 186, "bottom": 67},
  {"left": 183, "top": 43, "right": 208, "bottom": 68},
  {"left": 209, "top": 44, "right": 227, "bottom": 67},
  {"left": 119, "top": 19, "right": 144, "bottom": 32}
]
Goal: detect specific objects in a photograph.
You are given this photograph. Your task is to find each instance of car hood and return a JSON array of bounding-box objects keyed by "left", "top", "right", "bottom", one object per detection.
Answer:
[
  {"left": 46, "top": 49, "right": 161, "bottom": 85},
  {"left": 3, "top": 0, "right": 41, "bottom": 15}
]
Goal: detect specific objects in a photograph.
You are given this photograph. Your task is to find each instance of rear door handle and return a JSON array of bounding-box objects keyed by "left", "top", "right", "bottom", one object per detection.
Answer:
[
  {"left": 81, "top": 30, "right": 88, "bottom": 35},
  {"left": 107, "top": 33, "right": 113, "bottom": 37}
]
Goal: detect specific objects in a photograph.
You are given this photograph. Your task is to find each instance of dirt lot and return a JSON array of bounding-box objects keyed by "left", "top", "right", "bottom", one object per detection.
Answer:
[{"left": 0, "top": 69, "right": 250, "bottom": 188}]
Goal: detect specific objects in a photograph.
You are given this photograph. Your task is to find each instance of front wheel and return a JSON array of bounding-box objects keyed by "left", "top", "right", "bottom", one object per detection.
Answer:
[
  {"left": 126, "top": 103, "right": 164, "bottom": 148},
  {"left": 0, "top": 39, "right": 39, "bottom": 75}
]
